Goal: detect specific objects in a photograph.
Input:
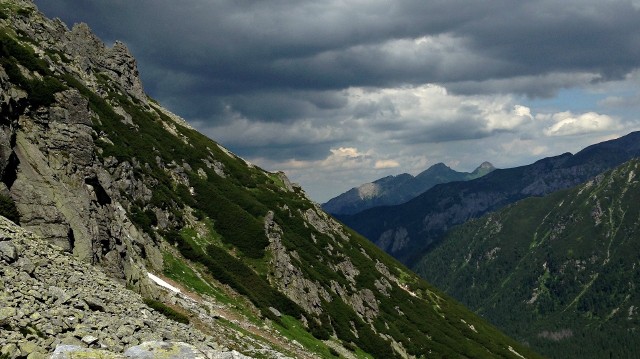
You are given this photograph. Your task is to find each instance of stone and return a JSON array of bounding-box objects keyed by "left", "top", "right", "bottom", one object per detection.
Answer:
[
  {"left": 50, "top": 345, "right": 126, "bottom": 359},
  {"left": 123, "top": 341, "right": 207, "bottom": 359},
  {"left": 18, "top": 340, "right": 42, "bottom": 356},
  {"left": 0, "top": 306, "right": 17, "bottom": 325},
  {"left": 0, "top": 240, "right": 18, "bottom": 262},
  {"left": 81, "top": 335, "right": 99, "bottom": 345},
  {"left": 17, "top": 257, "right": 36, "bottom": 275},
  {"left": 26, "top": 352, "right": 48, "bottom": 359},
  {"left": 210, "top": 350, "right": 253, "bottom": 359},
  {"left": 268, "top": 307, "right": 281, "bottom": 318},
  {"left": 0, "top": 343, "right": 19, "bottom": 358}
]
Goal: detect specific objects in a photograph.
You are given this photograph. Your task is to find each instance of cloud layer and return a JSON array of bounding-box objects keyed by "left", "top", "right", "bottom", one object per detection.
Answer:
[{"left": 34, "top": 0, "right": 640, "bottom": 201}]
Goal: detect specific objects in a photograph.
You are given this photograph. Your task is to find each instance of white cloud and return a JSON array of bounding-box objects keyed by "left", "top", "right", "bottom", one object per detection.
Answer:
[
  {"left": 276, "top": 147, "right": 374, "bottom": 172},
  {"left": 374, "top": 159, "right": 400, "bottom": 169},
  {"left": 541, "top": 111, "right": 621, "bottom": 136},
  {"left": 330, "top": 147, "right": 367, "bottom": 158},
  {"left": 344, "top": 84, "right": 534, "bottom": 143}
]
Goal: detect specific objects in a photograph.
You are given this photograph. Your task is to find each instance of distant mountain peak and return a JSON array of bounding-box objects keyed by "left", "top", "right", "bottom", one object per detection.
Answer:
[
  {"left": 323, "top": 160, "right": 495, "bottom": 215},
  {"left": 470, "top": 161, "right": 496, "bottom": 177}
]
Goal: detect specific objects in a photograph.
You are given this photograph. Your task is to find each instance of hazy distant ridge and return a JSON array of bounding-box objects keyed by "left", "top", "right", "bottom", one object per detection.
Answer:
[
  {"left": 323, "top": 161, "right": 495, "bottom": 215},
  {"left": 339, "top": 131, "right": 640, "bottom": 265}
]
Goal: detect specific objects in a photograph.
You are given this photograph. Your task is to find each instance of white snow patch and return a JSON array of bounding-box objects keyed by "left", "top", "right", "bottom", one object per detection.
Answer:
[
  {"left": 148, "top": 272, "right": 181, "bottom": 293},
  {"left": 461, "top": 319, "right": 478, "bottom": 333},
  {"left": 508, "top": 346, "right": 526, "bottom": 359}
]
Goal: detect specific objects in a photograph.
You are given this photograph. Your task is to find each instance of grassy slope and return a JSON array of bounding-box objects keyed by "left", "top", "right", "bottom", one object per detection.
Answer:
[{"left": 415, "top": 158, "right": 640, "bottom": 358}]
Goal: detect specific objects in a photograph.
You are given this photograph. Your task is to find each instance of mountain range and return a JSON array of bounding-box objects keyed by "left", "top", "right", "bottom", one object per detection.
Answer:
[
  {"left": 0, "top": 1, "right": 540, "bottom": 358},
  {"left": 322, "top": 162, "right": 495, "bottom": 215},
  {"left": 414, "top": 157, "right": 640, "bottom": 358},
  {"left": 338, "top": 131, "right": 640, "bottom": 265}
]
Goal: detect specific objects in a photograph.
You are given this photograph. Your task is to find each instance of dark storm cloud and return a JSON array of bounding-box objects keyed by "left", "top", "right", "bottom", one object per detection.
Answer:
[
  {"left": 32, "top": 0, "right": 640, "bottom": 197},
  {"left": 36, "top": 0, "right": 640, "bottom": 95}
]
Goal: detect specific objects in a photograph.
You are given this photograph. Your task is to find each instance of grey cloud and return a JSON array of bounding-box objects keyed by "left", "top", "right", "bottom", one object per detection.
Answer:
[
  {"left": 32, "top": 0, "right": 640, "bottom": 200},
  {"left": 447, "top": 72, "right": 602, "bottom": 98},
  {"left": 35, "top": 0, "right": 640, "bottom": 101}
]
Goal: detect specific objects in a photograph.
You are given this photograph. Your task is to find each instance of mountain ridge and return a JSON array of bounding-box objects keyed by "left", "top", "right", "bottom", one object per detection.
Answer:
[
  {"left": 323, "top": 161, "right": 495, "bottom": 215},
  {"left": 338, "top": 131, "right": 640, "bottom": 265}
]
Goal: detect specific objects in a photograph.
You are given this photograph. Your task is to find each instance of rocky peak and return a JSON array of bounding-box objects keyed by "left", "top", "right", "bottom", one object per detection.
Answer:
[
  {"left": 65, "top": 24, "right": 147, "bottom": 103},
  {"left": 478, "top": 161, "right": 494, "bottom": 168},
  {"left": 470, "top": 161, "right": 495, "bottom": 176}
]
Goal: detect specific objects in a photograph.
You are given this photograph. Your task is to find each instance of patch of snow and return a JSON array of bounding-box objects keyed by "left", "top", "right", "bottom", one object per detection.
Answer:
[
  {"left": 148, "top": 272, "right": 181, "bottom": 293},
  {"left": 508, "top": 346, "right": 526, "bottom": 359},
  {"left": 460, "top": 319, "right": 478, "bottom": 333}
]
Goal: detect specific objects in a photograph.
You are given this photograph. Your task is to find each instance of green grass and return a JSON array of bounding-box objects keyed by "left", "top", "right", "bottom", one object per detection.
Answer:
[
  {"left": 0, "top": 30, "right": 66, "bottom": 108},
  {"left": 273, "top": 315, "right": 375, "bottom": 359},
  {"left": 414, "top": 159, "right": 640, "bottom": 358},
  {"left": 143, "top": 298, "right": 190, "bottom": 324},
  {"left": 274, "top": 315, "right": 331, "bottom": 357},
  {"left": 162, "top": 251, "right": 217, "bottom": 297}
]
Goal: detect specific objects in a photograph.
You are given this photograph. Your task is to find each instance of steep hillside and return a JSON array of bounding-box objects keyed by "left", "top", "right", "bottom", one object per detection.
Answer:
[
  {"left": 339, "top": 132, "right": 640, "bottom": 265},
  {"left": 415, "top": 158, "right": 640, "bottom": 358},
  {"left": 322, "top": 162, "right": 494, "bottom": 215},
  {"left": 0, "top": 1, "right": 540, "bottom": 357}
]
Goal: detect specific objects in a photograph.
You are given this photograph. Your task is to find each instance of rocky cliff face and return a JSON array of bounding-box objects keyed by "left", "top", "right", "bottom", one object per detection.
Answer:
[
  {"left": 0, "top": 0, "right": 163, "bottom": 297},
  {"left": 0, "top": 1, "right": 542, "bottom": 357}
]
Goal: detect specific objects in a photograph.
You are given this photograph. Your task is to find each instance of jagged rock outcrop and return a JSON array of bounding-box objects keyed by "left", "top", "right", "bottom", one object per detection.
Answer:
[
  {"left": 265, "top": 211, "right": 331, "bottom": 315},
  {"left": 5, "top": 85, "right": 159, "bottom": 295}
]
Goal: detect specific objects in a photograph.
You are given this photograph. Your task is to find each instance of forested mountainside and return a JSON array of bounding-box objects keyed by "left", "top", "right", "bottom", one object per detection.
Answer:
[
  {"left": 322, "top": 162, "right": 494, "bottom": 216},
  {"left": 0, "top": 1, "right": 540, "bottom": 357},
  {"left": 339, "top": 131, "right": 640, "bottom": 265},
  {"left": 415, "top": 158, "right": 640, "bottom": 358}
]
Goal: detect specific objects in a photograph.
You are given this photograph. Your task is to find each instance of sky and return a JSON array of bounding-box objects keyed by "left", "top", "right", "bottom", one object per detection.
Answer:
[{"left": 34, "top": 0, "right": 640, "bottom": 203}]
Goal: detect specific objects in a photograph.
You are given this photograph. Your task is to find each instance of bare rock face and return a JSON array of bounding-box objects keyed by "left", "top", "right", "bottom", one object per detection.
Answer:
[
  {"left": 1, "top": 88, "right": 159, "bottom": 295},
  {"left": 265, "top": 211, "right": 330, "bottom": 315},
  {"left": 265, "top": 209, "right": 381, "bottom": 323},
  {"left": 65, "top": 24, "right": 147, "bottom": 104}
]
